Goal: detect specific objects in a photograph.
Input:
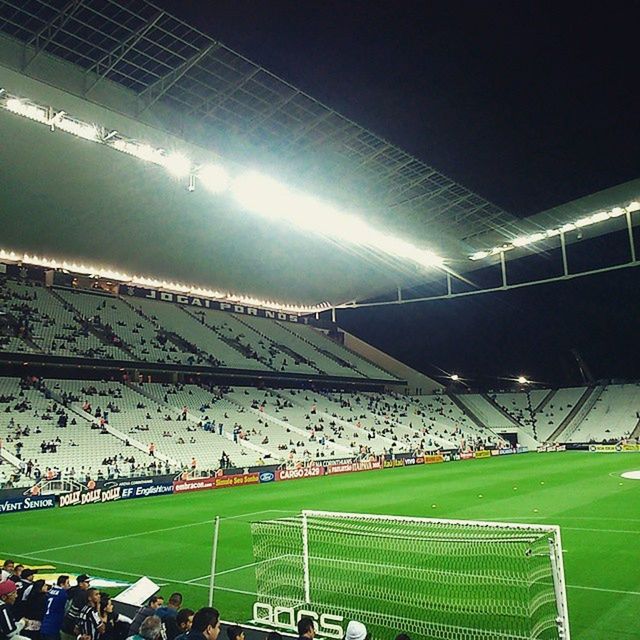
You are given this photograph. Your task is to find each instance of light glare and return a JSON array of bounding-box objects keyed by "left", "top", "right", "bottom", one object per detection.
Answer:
[
  {"left": 232, "top": 171, "right": 443, "bottom": 269},
  {"left": 163, "top": 152, "right": 191, "bottom": 178},
  {"left": 6, "top": 98, "right": 48, "bottom": 123},
  {"left": 56, "top": 117, "right": 100, "bottom": 141},
  {"left": 199, "top": 164, "right": 230, "bottom": 193}
]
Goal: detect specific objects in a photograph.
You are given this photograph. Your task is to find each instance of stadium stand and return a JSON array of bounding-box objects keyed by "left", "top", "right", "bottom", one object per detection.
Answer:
[
  {"left": 566, "top": 383, "right": 640, "bottom": 443},
  {"left": 281, "top": 322, "right": 399, "bottom": 380},
  {"left": 0, "top": 377, "right": 156, "bottom": 484},
  {"left": 488, "top": 391, "right": 538, "bottom": 437},
  {"left": 53, "top": 288, "right": 204, "bottom": 367},
  {"left": 0, "top": 274, "right": 397, "bottom": 381},
  {"left": 1, "top": 279, "right": 127, "bottom": 360}
]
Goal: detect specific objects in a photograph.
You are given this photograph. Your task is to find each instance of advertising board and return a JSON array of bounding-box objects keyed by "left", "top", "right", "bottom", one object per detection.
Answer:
[
  {"left": 0, "top": 495, "right": 56, "bottom": 513},
  {"left": 276, "top": 467, "right": 325, "bottom": 481},
  {"left": 327, "top": 459, "right": 382, "bottom": 475}
]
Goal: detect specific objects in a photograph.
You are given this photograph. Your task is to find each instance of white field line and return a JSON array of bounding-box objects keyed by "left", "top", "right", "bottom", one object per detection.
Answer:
[
  {"left": 22, "top": 509, "right": 295, "bottom": 555},
  {"left": 0, "top": 550, "right": 201, "bottom": 587},
  {"left": 185, "top": 555, "right": 289, "bottom": 584},
  {"left": 221, "top": 509, "right": 297, "bottom": 521},
  {"left": 24, "top": 519, "right": 216, "bottom": 554},
  {"left": 563, "top": 526, "right": 640, "bottom": 535},
  {"left": 568, "top": 585, "right": 640, "bottom": 596},
  {"left": 3, "top": 549, "right": 639, "bottom": 598}
]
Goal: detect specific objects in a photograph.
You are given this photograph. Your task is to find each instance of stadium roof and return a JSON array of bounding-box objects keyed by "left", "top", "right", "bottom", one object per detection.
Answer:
[{"left": 0, "top": 0, "right": 637, "bottom": 309}]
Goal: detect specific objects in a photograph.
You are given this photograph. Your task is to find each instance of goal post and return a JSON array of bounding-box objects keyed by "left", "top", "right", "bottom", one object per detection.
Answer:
[{"left": 250, "top": 510, "right": 570, "bottom": 640}]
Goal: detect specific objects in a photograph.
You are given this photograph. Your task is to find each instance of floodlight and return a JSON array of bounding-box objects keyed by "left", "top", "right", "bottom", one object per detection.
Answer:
[
  {"left": 625, "top": 202, "right": 639, "bottom": 213},
  {"left": 5, "top": 98, "right": 48, "bottom": 123},
  {"left": 55, "top": 116, "right": 100, "bottom": 141},
  {"left": 589, "top": 211, "right": 610, "bottom": 224},
  {"left": 111, "top": 139, "right": 164, "bottom": 165},
  {"left": 450, "top": 374, "right": 459, "bottom": 381},
  {"left": 559, "top": 223, "right": 576, "bottom": 233},
  {"left": 199, "top": 164, "right": 229, "bottom": 193},
  {"left": 469, "top": 251, "right": 489, "bottom": 261},
  {"left": 232, "top": 170, "right": 443, "bottom": 269},
  {"left": 512, "top": 232, "right": 545, "bottom": 247},
  {"left": 163, "top": 152, "right": 191, "bottom": 178},
  {"left": 574, "top": 216, "right": 595, "bottom": 228},
  {"left": 517, "top": 376, "right": 528, "bottom": 384}
]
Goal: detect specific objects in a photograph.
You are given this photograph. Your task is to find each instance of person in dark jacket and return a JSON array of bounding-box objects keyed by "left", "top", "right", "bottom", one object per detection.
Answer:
[
  {"left": 185, "top": 609, "right": 219, "bottom": 640},
  {"left": 60, "top": 576, "right": 91, "bottom": 640},
  {"left": 22, "top": 580, "right": 49, "bottom": 640},
  {"left": 156, "top": 594, "right": 182, "bottom": 640},
  {"left": 170, "top": 609, "right": 193, "bottom": 640},
  {"left": 297, "top": 617, "right": 315, "bottom": 640},
  {"left": 98, "top": 594, "right": 121, "bottom": 640},
  {"left": 127, "top": 596, "right": 164, "bottom": 638}
]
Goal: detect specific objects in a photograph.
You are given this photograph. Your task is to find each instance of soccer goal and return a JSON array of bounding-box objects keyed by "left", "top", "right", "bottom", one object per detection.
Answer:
[{"left": 250, "top": 510, "right": 570, "bottom": 640}]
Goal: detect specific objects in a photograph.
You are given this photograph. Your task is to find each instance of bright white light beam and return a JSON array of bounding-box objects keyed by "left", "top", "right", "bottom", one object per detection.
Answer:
[{"left": 232, "top": 171, "right": 444, "bottom": 270}]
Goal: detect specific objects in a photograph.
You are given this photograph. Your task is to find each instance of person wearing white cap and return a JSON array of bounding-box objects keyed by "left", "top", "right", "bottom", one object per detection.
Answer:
[{"left": 345, "top": 621, "right": 368, "bottom": 640}]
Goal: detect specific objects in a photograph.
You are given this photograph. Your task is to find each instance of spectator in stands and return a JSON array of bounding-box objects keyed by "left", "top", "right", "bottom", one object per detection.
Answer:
[
  {"left": 128, "top": 596, "right": 164, "bottom": 637},
  {"left": 40, "top": 575, "right": 70, "bottom": 640},
  {"left": 22, "top": 579, "right": 48, "bottom": 640},
  {"left": 14, "top": 570, "right": 38, "bottom": 619},
  {"left": 170, "top": 609, "right": 194, "bottom": 640},
  {"left": 0, "top": 579, "right": 29, "bottom": 640},
  {"left": 225, "top": 626, "right": 243, "bottom": 640},
  {"left": 98, "top": 594, "right": 119, "bottom": 640},
  {"left": 128, "top": 616, "right": 163, "bottom": 640},
  {"left": 188, "top": 608, "right": 220, "bottom": 640},
  {"left": 0, "top": 580, "right": 29, "bottom": 640},
  {"left": 344, "top": 621, "right": 367, "bottom": 640},
  {"left": 1, "top": 560, "right": 15, "bottom": 582},
  {"left": 60, "top": 575, "right": 91, "bottom": 640},
  {"left": 8, "top": 566, "right": 24, "bottom": 583},
  {"left": 77, "top": 588, "right": 103, "bottom": 640},
  {"left": 156, "top": 593, "right": 182, "bottom": 639},
  {"left": 296, "top": 617, "right": 315, "bottom": 640}
]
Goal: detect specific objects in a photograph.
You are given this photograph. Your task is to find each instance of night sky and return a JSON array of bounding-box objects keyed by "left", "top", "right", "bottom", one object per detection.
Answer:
[{"left": 155, "top": 1, "right": 640, "bottom": 388}]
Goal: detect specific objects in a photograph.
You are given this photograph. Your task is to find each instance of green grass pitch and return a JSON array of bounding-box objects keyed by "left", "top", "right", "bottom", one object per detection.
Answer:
[{"left": 1, "top": 453, "right": 638, "bottom": 640}]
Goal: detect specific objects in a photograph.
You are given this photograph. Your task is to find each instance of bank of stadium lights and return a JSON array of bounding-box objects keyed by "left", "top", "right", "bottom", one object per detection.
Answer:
[
  {"left": 232, "top": 171, "right": 444, "bottom": 269},
  {"left": 469, "top": 202, "right": 639, "bottom": 261},
  {"left": 1, "top": 90, "right": 445, "bottom": 273},
  {"left": 0, "top": 248, "right": 329, "bottom": 315},
  {"left": 517, "top": 376, "right": 529, "bottom": 385}
]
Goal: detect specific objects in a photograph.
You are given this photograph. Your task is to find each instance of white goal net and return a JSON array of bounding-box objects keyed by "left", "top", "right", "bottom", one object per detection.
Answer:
[{"left": 250, "top": 510, "right": 570, "bottom": 640}]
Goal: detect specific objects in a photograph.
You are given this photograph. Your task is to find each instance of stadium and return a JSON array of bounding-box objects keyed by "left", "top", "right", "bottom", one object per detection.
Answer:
[{"left": 0, "top": 2, "right": 638, "bottom": 640}]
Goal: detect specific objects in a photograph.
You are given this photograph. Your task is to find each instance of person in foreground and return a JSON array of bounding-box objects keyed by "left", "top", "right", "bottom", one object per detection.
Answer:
[
  {"left": 188, "top": 608, "right": 220, "bottom": 640},
  {"left": 345, "top": 621, "right": 368, "bottom": 640}
]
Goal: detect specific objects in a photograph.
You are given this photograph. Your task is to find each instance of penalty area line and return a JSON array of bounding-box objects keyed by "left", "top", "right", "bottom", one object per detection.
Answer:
[
  {"left": 185, "top": 555, "right": 293, "bottom": 584},
  {"left": 20, "top": 509, "right": 297, "bottom": 556}
]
